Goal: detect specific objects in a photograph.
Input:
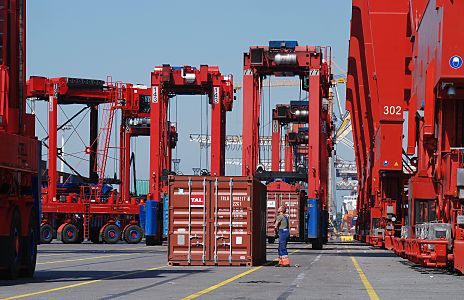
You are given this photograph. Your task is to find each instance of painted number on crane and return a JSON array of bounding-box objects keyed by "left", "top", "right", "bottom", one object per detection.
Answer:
[
  {"left": 49, "top": 96, "right": 54, "bottom": 112},
  {"left": 152, "top": 86, "right": 158, "bottom": 103},
  {"left": 213, "top": 87, "right": 220, "bottom": 104},
  {"left": 310, "top": 69, "right": 320, "bottom": 76},
  {"left": 383, "top": 105, "right": 402, "bottom": 115},
  {"left": 272, "top": 120, "right": 279, "bottom": 133}
]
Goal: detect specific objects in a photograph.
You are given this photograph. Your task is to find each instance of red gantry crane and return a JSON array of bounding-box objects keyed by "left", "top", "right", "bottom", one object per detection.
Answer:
[
  {"left": 349, "top": 0, "right": 464, "bottom": 272},
  {"left": 0, "top": 0, "right": 40, "bottom": 279},
  {"left": 146, "top": 65, "right": 233, "bottom": 245},
  {"left": 347, "top": 0, "right": 411, "bottom": 249},
  {"left": 27, "top": 77, "right": 148, "bottom": 244},
  {"left": 400, "top": 0, "right": 464, "bottom": 271},
  {"left": 241, "top": 41, "right": 333, "bottom": 249}
]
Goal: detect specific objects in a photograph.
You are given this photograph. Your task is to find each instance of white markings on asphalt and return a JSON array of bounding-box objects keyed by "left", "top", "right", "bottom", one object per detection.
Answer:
[
  {"left": 311, "top": 254, "right": 322, "bottom": 265},
  {"left": 277, "top": 252, "right": 324, "bottom": 300}
]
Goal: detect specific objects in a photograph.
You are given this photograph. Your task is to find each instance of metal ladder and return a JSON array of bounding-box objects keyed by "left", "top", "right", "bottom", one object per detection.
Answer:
[
  {"left": 94, "top": 81, "right": 119, "bottom": 201},
  {"left": 84, "top": 203, "right": 90, "bottom": 240}
]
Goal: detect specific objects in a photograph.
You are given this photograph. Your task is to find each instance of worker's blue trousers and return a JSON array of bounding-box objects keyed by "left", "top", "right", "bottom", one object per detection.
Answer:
[{"left": 278, "top": 229, "right": 290, "bottom": 256}]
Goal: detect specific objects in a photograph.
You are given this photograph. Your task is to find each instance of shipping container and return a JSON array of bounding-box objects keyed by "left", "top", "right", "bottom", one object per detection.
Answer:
[
  {"left": 135, "top": 179, "right": 150, "bottom": 196},
  {"left": 266, "top": 181, "right": 306, "bottom": 243},
  {"left": 168, "top": 176, "right": 266, "bottom": 266}
]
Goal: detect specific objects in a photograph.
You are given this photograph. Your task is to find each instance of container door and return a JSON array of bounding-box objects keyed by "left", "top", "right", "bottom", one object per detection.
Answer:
[
  {"left": 212, "top": 178, "right": 251, "bottom": 264},
  {"left": 169, "top": 177, "right": 210, "bottom": 264}
]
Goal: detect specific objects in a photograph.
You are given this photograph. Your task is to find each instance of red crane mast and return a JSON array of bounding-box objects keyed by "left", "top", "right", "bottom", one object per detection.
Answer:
[
  {"left": 0, "top": 0, "right": 40, "bottom": 279},
  {"left": 347, "top": 0, "right": 411, "bottom": 248}
]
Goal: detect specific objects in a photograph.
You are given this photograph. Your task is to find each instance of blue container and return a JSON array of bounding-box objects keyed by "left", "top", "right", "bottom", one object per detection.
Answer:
[
  {"left": 145, "top": 200, "right": 159, "bottom": 237},
  {"left": 321, "top": 209, "right": 328, "bottom": 238},
  {"left": 307, "top": 198, "right": 320, "bottom": 239},
  {"left": 163, "top": 195, "right": 169, "bottom": 237},
  {"left": 139, "top": 204, "right": 146, "bottom": 234},
  {"left": 269, "top": 40, "right": 299, "bottom": 49},
  {"left": 135, "top": 179, "right": 150, "bottom": 196}
]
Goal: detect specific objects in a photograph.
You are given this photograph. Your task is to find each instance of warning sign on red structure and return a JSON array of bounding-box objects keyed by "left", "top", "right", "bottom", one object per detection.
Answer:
[{"left": 190, "top": 194, "right": 204, "bottom": 207}]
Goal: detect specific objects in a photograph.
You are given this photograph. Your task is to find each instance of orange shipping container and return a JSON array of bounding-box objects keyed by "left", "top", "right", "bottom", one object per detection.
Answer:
[{"left": 168, "top": 176, "right": 266, "bottom": 266}]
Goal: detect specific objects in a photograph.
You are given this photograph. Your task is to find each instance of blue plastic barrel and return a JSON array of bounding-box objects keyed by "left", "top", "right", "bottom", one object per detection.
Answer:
[
  {"left": 139, "top": 204, "right": 146, "bottom": 233},
  {"left": 163, "top": 195, "right": 169, "bottom": 237},
  {"left": 145, "top": 200, "right": 158, "bottom": 237},
  {"left": 307, "top": 198, "right": 320, "bottom": 239}
]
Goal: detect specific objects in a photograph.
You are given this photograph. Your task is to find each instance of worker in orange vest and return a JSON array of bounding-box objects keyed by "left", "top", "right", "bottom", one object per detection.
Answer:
[{"left": 275, "top": 205, "right": 290, "bottom": 267}]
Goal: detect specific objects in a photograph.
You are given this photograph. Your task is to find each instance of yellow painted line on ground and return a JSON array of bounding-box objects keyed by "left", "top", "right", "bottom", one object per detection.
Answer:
[
  {"left": 37, "top": 253, "right": 67, "bottom": 258},
  {"left": 349, "top": 252, "right": 380, "bottom": 300},
  {"left": 0, "top": 265, "right": 165, "bottom": 300},
  {"left": 37, "top": 253, "right": 136, "bottom": 265},
  {"left": 182, "top": 245, "right": 311, "bottom": 300}
]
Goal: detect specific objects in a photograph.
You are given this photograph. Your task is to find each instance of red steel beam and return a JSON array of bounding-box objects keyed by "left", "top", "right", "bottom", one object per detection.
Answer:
[{"left": 149, "top": 65, "right": 233, "bottom": 202}]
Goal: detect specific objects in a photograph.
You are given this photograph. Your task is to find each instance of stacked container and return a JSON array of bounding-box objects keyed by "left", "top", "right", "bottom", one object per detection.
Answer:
[{"left": 167, "top": 176, "right": 266, "bottom": 266}]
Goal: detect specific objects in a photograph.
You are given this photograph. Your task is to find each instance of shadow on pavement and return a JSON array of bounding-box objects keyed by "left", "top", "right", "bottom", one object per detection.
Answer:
[
  {"left": 398, "top": 260, "right": 459, "bottom": 276},
  {"left": 0, "top": 268, "right": 210, "bottom": 287}
]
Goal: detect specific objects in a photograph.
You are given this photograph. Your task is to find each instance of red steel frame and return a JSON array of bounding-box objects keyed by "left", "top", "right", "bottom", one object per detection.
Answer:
[
  {"left": 271, "top": 103, "right": 309, "bottom": 172},
  {"left": 149, "top": 65, "right": 234, "bottom": 203},
  {"left": 27, "top": 77, "right": 146, "bottom": 243},
  {"left": 241, "top": 42, "right": 333, "bottom": 247},
  {"left": 401, "top": 0, "right": 464, "bottom": 271},
  {"left": 347, "top": 0, "right": 411, "bottom": 249},
  {"left": 0, "top": 0, "right": 40, "bottom": 278},
  {"left": 349, "top": 0, "right": 464, "bottom": 272},
  {"left": 118, "top": 84, "right": 158, "bottom": 203}
]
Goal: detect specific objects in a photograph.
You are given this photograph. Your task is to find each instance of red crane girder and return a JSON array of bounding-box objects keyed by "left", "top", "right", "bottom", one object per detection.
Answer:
[
  {"left": 241, "top": 43, "right": 332, "bottom": 202},
  {"left": 148, "top": 65, "right": 234, "bottom": 202},
  {"left": 26, "top": 76, "right": 119, "bottom": 203}
]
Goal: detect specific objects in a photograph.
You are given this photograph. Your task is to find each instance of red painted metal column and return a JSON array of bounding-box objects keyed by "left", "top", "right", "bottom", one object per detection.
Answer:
[
  {"left": 48, "top": 89, "right": 58, "bottom": 202},
  {"left": 242, "top": 71, "right": 260, "bottom": 176},
  {"left": 149, "top": 82, "right": 162, "bottom": 201},
  {"left": 120, "top": 126, "right": 130, "bottom": 202},
  {"left": 161, "top": 100, "right": 169, "bottom": 195},
  {"left": 211, "top": 83, "right": 224, "bottom": 176},
  {"left": 307, "top": 71, "right": 321, "bottom": 199},
  {"left": 118, "top": 123, "right": 125, "bottom": 200},
  {"left": 284, "top": 135, "right": 293, "bottom": 172},
  {"left": 271, "top": 118, "right": 281, "bottom": 171}
]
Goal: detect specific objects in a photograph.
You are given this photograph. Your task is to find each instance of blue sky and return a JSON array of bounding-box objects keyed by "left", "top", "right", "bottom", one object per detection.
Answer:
[{"left": 27, "top": 0, "right": 353, "bottom": 209}]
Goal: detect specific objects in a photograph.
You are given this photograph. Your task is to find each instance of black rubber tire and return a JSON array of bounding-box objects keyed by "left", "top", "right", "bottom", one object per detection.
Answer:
[
  {"left": 102, "top": 224, "right": 121, "bottom": 244},
  {"left": 61, "top": 224, "right": 79, "bottom": 244},
  {"left": 40, "top": 223, "right": 53, "bottom": 244},
  {"left": 145, "top": 235, "right": 162, "bottom": 246},
  {"left": 0, "top": 209, "right": 22, "bottom": 279},
  {"left": 123, "top": 225, "right": 143, "bottom": 244},
  {"left": 311, "top": 238, "right": 323, "bottom": 250},
  {"left": 20, "top": 210, "right": 38, "bottom": 277},
  {"left": 267, "top": 237, "right": 276, "bottom": 244}
]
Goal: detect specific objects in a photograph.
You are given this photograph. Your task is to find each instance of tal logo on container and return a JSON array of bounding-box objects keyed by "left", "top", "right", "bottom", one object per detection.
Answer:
[{"left": 190, "top": 195, "right": 205, "bottom": 207}]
